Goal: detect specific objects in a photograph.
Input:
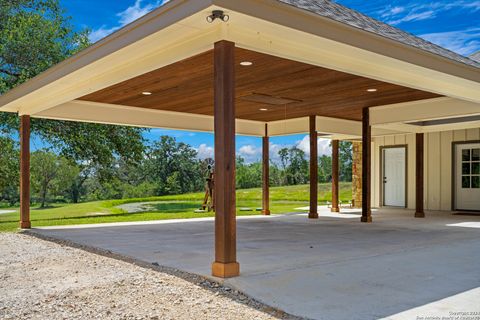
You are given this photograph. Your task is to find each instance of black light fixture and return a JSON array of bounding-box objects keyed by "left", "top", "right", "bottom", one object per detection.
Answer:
[{"left": 206, "top": 10, "right": 229, "bottom": 23}]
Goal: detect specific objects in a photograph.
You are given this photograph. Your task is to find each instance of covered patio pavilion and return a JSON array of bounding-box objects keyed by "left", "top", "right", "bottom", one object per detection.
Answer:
[{"left": 1, "top": 0, "right": 480, "bottom": 279}]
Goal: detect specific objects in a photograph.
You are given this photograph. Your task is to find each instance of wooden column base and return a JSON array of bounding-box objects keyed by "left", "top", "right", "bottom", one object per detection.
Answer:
[
  {"left": 308, "top": 212, "right": 319, "bottom": 219},
  {"left": 361, "top": 216, "right": 372, "bottom": 223},
  {"left": 212, "top": 261, "right": 240, "bottom": 278},
  {"left": 262, "top": 209, "right": 270, "bottom": 215},
  {"left": 331, "top": 207, "right": 340, "bottom": 213},
  {"left": 20, "top": 221, "right": 31, "bottom": 229},
  {"left": 415, "top": 211, "right": 425, "bottom": 218}
]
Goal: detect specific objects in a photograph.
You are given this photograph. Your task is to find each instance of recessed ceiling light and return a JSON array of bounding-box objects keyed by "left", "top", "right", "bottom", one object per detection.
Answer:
[
  {"left": 259, "top": 108, "right": 268, "bottom": 111},
  {"left": 142, "top": 91, "right": 152, "bottom": 95},
  {"left": 367, "top": 88, "right": 377, "bottom": 92},
  {"left": 240, "top": 61, "right": 253, "bottom": 66}
]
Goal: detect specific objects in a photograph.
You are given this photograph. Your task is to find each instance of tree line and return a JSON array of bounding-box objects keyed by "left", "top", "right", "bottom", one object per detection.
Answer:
[{"left": 0, "top": 135, "right": 352, "bottom": 207}]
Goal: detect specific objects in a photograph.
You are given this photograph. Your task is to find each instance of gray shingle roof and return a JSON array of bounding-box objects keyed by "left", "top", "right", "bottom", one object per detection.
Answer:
[
  {"left": 470, "top": 51, "right": 480, "bottom": 63},
  {"left": 277, "top": 0, "right": 480, "bottom": 69}
]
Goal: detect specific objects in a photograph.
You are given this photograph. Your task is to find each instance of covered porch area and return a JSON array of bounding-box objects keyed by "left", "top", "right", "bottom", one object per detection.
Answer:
[{"left": 1, "top": 0, "right": 480, "bottom": 281}]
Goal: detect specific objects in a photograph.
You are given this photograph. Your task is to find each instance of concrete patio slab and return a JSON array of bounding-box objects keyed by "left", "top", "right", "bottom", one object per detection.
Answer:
[{"left": 30, "top": 208, "right": 480, "bottom": 319}]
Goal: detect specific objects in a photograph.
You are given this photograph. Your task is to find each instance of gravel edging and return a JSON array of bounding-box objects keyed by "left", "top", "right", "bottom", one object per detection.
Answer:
[{"left": 21, "top": 230, "right": 303, "bottom": 320}]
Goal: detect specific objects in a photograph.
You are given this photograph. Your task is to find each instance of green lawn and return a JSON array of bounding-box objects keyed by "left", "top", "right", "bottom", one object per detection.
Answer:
[{"left": 0, "top": 183, "right": 351, "bottom": 232}]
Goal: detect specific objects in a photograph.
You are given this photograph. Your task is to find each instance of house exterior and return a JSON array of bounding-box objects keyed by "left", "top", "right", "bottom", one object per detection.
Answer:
[
  {"left": 372, "top": 129, "right": 480, "bottom": 212},
  {"left": 1, "top": 0, "right": 479, "bottom": 278}
]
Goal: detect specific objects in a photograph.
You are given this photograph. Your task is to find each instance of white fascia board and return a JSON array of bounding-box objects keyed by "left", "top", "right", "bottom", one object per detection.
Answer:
[
  {"left": 215, "top": 0, "right": 480, "bottom": 103},
  {"left": 370, "top": 97, "right": 480, "bottom": 126},
  {"left": 267, "top": 117, "right": 309, "bottom": 136},
  {"left": 0, "top": 0, "right": 217, "bottom": 115},
  {"left": 267, "top": 116, "right": 403, "bottom": 137},
  {"left": 34, "top": 100, "right": 266, "bottom": 136}
]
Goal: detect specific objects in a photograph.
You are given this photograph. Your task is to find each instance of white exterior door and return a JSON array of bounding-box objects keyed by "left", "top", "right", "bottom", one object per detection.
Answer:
[
  {"left": 455, "top": 143, "right": 480, "bottom": 211},
  {"left": 383, "top": 147, "right": 406, "bottom": 207}
]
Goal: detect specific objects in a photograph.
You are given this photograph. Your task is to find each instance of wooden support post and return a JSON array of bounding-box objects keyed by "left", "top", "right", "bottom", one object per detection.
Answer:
[
  {"left": 361, "top": 108, "right": 372, "bottom": 223},
  {"left": 415, "top": 133, "right": 425, "bottom": 218},
  {"left": 309, "top": 115, "right": 319, "bottom": 219},
  {"left": 262, "top": 124, "right": 270, "bottom": 215},
  {"left": 19, "top": 115, "right": 31, "bottom": 229},
  {"left": 211, "top": 40, "right": 239, "bottom": 278},
  {"left": 331, "top": 139, "right": 340, "bottom": 213}
]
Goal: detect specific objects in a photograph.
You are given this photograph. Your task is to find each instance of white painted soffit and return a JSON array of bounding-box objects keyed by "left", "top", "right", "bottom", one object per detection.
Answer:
[
  {"left": 268, "top": 116, "right": 402, "bottom": 138},
  {"left": 0, "top": 0, "right": 479, "bottom": 119}
]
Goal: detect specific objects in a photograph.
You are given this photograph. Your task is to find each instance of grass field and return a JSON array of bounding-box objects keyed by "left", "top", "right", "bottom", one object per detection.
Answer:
[{"left": 0, "top": 183, "right": 351, "bottom": 232}]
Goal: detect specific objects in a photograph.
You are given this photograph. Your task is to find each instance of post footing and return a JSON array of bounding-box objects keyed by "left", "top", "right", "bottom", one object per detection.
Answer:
[
  {"left": 308, "top": 212, "right": 319, "bottom": 219},
  {"left": 262, "top": 210, "right": 270, "bottom": 215},
  {"left": 212, "top": 262, "right": 240, "bottom": 278},
  {"left": 415, "top": 212, "right": 425, "bottom": 218},
  {"left": 19, "top": 221, "right": 31, "bottom": 229},
  {"left": 331, "top": 207, "right": 340, "bottom": 213},
  {"left": 361, "top": 216, "right": 372, "bottom": 223}
]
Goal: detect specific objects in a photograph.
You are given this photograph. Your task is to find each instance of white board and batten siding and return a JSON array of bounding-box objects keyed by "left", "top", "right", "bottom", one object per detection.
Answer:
[{"left": 372, "top": 128, "right": 480, "bottom": 211}]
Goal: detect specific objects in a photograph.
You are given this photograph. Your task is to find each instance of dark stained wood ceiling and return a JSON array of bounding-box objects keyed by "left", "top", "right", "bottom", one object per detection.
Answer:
[{"left": 81, "top": 48, "right": 439, "bottom": 122}]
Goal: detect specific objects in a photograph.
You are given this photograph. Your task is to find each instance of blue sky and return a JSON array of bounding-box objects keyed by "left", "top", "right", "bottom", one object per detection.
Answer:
[{"left": 57, "top": 0, "right": 480, "bottom": 162}]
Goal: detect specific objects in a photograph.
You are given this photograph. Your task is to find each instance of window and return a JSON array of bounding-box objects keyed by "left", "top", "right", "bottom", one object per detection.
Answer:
[{"left": 462, "top": 148, "right": 480, "bottom": 189}]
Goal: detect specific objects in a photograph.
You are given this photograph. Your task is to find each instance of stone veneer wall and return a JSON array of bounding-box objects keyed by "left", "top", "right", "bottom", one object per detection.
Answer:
[{"left": 352, "top": 142, "right": 362, "bottom": 208}]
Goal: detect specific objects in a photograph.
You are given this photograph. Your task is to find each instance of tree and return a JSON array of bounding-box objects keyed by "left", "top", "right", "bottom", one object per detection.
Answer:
[
  {"left": 278, "top": 148, "right": 289, "bottom": 185},
  {"left": 286, "top": 147, "right": 309, "bottom": 185},
  {"left": 145, "top": 136, "right": 203, "bottom": 195},
  {"left": 31, "top": 150, "right": 78, "bottom": 207},
  {"left": 0, "top": 136, "right": 19, "bottom": 205},
  {"left": 236, "top": 157, "right": 261, "bottom": 189},
  {"left": 318, "top": 155, "right": 332, "bottom": 183},
  {"left": 339, "top": 141, "right": 353, "bottom": 182},
  {"left": 0, "top": 0, "right": 146, "bottom": 174}
]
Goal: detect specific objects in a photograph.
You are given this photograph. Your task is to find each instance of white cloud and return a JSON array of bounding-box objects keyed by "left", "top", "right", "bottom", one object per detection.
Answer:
[
  {"left": 117, "top": 0, "right": 157, "bottom": 25},
  {"left": 88, "top": 26, "right": 119, "bottom": 43},
  {"left": 378, "top": 1, "right": 480, "bottom": 26},
  {"left": 295, "top": 135, "right": 332, "bottom": 157},
  {"left": 388, "top": 10, "right": 435, "bottom": 25},
  {"left": 89, "top": 0, "right": 164, "bottom": 43},
  {"left": 420, "top": 28, "right": 480, "bottom": 56},
  {"left": 238, "top": 144, "right": 262, "bottom": 163},
  {"left": 196, "top": 144, "right": 214, "bottom": 159},
  {"left": 239, "top": 145, "right": 259, "bottom": 156},
  {"left": 296, "top": 135, "right": 310, "bottom": 154}
]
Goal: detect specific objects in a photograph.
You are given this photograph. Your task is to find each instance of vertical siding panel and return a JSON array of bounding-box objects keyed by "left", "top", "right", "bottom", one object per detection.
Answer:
[
  {"left": 385, "top": 135, "right": 395, "bottom": 146},
  {"left": 440, "top": 131, "right": 453, "bottom": 210},
  {"left": 466, "top": 128, "right": 480, "bottom": 141},
  {"left": 453, "top": 129, "right": 466, "bottom": 142},
  {"left": 427, "top": 132, "right": 441, "bottom": 210},
  {"left": 395, "top": 134, "right": 406, "bottom": 145},
  {"left": 406, "top": 133, "right": 415, "bottom": 209}
]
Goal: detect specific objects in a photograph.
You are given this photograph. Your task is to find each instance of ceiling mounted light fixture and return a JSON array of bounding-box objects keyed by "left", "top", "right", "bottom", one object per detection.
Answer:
[
  {"left": 260, "top": 108, "right": 268, "bottom": 111},
  {"left": 206, "top": 10, "right": 229, "bottom": 23},
  {"left": 142, "top": 91, "right": 152, "bottom": 95},
  {"left": 240, "top": 61, "right": 253, "bottom": 66},
  {"left": 367, "top": 88, "right": 377, "bottom": 92}
]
